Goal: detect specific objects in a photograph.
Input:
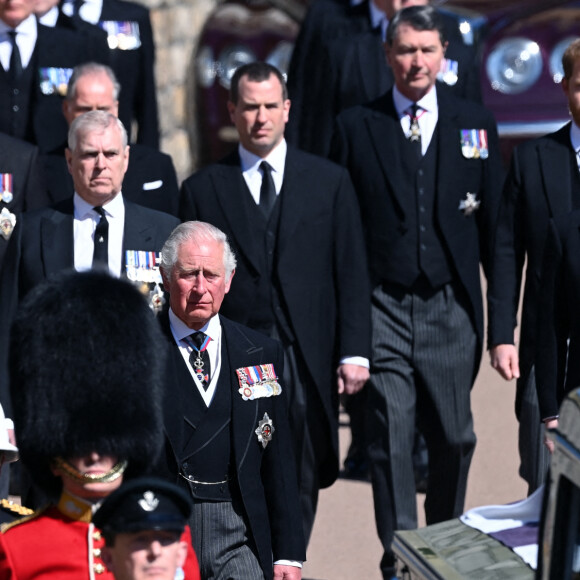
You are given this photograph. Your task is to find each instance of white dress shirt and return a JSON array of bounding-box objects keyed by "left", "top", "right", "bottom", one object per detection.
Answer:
[
  {"left": 239, "top": 139, "right": 286, "bottom": 203},
  {"left": 368, "top": 0, "right": 388, "bottom": 41},
  {"left": 38, "top": 6, "right": 60, "bottom": 27},
  {"left": 393, "top": 85, "right": 439, "bottom": 156},
  {"left": 168, "top": 310, "right": 223, "bottom": 407},
  {"left": 73, "top": 192, "right": 125, "bottom": 277},
  {"left": 0, "top": 15, "right": 37, "bottom": 72},
  {"left": 61, "top": 0, "right": 103, "bottom": 24}
]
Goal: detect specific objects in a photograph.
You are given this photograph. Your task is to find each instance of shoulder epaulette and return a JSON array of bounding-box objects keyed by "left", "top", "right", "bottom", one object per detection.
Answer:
[{"left": 1, "top": 502, "right": 45, "bottom": 533}]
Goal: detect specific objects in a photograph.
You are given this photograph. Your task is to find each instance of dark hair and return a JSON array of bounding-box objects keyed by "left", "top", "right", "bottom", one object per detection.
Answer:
[
  {"left": 386, "top": 5, "right": 446, "bottom": 47},
  {"left": 229, "top": 62, "right": 288, "bottom": 104},
  {"left": 563, "top": 39, "right": 580, "bottom": 80}
]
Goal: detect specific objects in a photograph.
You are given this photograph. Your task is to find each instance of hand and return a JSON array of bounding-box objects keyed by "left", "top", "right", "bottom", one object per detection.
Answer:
[
  {"left": 543, "top": 418, "right": 558, "bottom": 454},
  {"left": 490, "top": 344, "right": 520, "bottom": 381},
  {"left": 337, "top": 363, "right": 370, "bottom": 395},
  {"left": 273, "top": 564, "right": 301, "bottom": 579}
]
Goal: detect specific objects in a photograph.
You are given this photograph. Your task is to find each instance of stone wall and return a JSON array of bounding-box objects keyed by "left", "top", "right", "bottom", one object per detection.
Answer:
[{"left": 138, "top": 0, "right": 219, "bottom": 181}]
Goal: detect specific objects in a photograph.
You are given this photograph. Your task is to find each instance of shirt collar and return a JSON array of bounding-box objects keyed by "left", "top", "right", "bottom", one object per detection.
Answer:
[
  {"left": 73, "top": 191, "right": 124, "bottom": 219},
  {"left": 0, "top": 13, "right": 37, "bottom": 37},
  {"left": 368, "top": 0, "right": 387, "bottom": 31},
  {"left": 570, "top": 121, "right": 580, "bottom": 156},
  {"left": 392, "top": 84, "right": 438, "bottom": 118},
  {"left": 57, "top": 489, "right": 101, "bottom": 522},
  {"left": 38, "top": 6, "right": 59, "bottom": 27},
  {"left": 238, "top": 139, "right": 287, "bottom": 176},
  {"left": 168, "top": 308, "right": 222, "bottom": 343}
]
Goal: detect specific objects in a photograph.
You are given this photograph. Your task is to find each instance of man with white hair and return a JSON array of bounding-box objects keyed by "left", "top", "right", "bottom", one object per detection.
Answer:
[{"left": 157, "top": 220, "right": 305, "bottom": 580}]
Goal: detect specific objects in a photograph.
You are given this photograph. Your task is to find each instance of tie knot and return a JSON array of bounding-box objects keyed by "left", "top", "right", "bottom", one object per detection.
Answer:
[
  {"left": 7, "top": 30, "right": 16, "bottom": 41},
  {"left": 93, "top": 206, "right": 107, "bottom": 218},
  {"left": 260, "top": 161, "right": 272, "bottom": 176},
  {"left": 190, "top": 332, "right": 208, "bottom": 350},
  {"left": 408, "top": 103, "right": 420, "bottom": 119}
]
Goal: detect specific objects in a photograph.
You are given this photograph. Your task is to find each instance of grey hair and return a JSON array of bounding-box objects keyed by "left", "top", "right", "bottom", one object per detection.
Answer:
[
  {"left": 68, "top": 110, "right": 128, "bottom": 152},
  {"left": 66, "top": 62, "right": 121, "bottom": 102},
  {"left": 160, "top": 221, "right": 237, "bottom": 279}
]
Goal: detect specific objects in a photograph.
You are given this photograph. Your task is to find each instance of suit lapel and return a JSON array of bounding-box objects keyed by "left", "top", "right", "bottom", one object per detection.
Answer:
[
  {"left": 539, "top": 124, "right": 576, "bottom": 221},
  {"left": 435, "top": 89, "right": 462, "bottom": 219},
  {"left": 365, "top": 94, "right": 409, "bottom": 217},
  {"left": 40, "top": 201, "right": 74, "bottom": 275},
  {"left": 213, "top": 153, "right": 262, "bottom": 274},
  {"left": 276, "top": 147, "right": 309, "bottom": 254},
  {"left": 221, "top": 318, "right": 262, "bottom": 471}
]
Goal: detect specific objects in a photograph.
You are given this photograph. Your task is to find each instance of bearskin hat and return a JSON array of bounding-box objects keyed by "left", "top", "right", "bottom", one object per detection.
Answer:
[{"left": 9, "top": 270, "right": 166, "bottom": 496}]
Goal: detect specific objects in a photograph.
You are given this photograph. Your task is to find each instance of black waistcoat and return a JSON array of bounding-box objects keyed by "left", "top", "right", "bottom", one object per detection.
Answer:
[
  {"left": 0, "top": 50, "right": 35, "bottom": 142},
  {"left": 384, "top": 126, "right": 453, "bottom": 289},
  {"left": 240, "top": 186, "right": 295, "bottom": 342},
  {"left": 180, "top": 339, "right": 234, "bottom": 501}
]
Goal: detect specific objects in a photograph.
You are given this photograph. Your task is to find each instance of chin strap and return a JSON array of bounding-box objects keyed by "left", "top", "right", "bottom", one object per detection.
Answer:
[{"left": 53, "top": 457, "right": 128, "bottom": 484}]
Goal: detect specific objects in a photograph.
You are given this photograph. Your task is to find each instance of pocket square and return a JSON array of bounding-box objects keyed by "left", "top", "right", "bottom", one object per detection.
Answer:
[{"left": 143, "top": 180, "right": 163, "bottom": 191}]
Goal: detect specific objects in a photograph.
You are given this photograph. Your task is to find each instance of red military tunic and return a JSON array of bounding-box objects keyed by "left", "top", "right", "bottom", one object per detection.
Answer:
[{"left": 0, "top": 491, "right": 200, "bottom": 579}]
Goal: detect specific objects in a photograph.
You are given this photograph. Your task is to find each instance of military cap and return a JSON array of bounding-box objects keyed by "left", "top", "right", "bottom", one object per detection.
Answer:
[{"left": 93, "top": 477, "right": 192, "bottom": 536}]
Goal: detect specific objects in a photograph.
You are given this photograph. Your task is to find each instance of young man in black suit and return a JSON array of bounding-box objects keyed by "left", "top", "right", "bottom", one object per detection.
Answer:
[
  {"left": 330, "top": 6, "right": 502, "bottom": 577},
  {"left": 488, "top": 38, "right": 580, "bottom": 487},
  {"left": 157, "top": 221, "right": 305, "bottom": 580},
  {"left": 179, "top": 62, "right": 371, "bottom": 546}
]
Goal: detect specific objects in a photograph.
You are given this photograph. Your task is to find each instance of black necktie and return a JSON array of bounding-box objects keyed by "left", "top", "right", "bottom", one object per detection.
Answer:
[
  {"left": 188, "top": 332, "right": 211, "bottom": 390},
  {"left": 259, "top": 161, "right": 276, "bottom": 218},
  {"left": 92, "top": 206, "right": 109, "bottom": 269},
  {"left": 72, "top": 0, "right": 85, "bottom": 17},
  {"left": 408, "top": 103, "right": 422, "bottom": 159},
  {"left": 7, "top": 30, "right": 23, "bottom": 82}
]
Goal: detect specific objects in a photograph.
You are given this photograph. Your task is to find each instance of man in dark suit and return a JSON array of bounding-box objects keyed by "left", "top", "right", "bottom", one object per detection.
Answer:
[
  {"left": 157, "top": 221, "right": 305, "bottom": 580},
  {"left": 60, "top": 0, "right": 159, "bottom": 148},
  {"left": 43, "top": 63, "right": 179, "bottom": 216},
  {"left": 0, "top": 110, "right": 178, "bottom": 414},
  {"left": 179, "top": 62, "right": 371, "bottom": 545},
  {"left": 0, "top": 0, "right": 109, "bottom": 153},
  {"left": 487, "top": 39, "right": 580, "bottom": 490},
  {"left": 307, "top": 0, "right": 482, "bottom": 157},
  {"left": 330, "top": 6, "right": 501, "bottom": 577},
  {"left": 535, "top": 211, "right": 580, "bottom": 455}
]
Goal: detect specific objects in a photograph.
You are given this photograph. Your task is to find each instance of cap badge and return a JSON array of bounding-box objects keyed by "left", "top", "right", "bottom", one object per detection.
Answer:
[
  {"left": 138, "top": 491, "right": 159, "bottom": 512},
  {"left": 256, "top": 413, "right": 275, "bottom": 448},
  {"left": 236, "top": 364, "right": 282, "bottom": 401}
]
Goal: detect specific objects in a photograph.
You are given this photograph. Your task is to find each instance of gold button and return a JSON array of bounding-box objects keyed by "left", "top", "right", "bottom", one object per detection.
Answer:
[
  {"left": 94, "top": 563, "right": 106, "bottom": 574},
  {"left": 93, "top": 548, "right": 101, "bottom": 557},
  {"left": 93, "top": 530, "right": 102, "bottom": 540}
]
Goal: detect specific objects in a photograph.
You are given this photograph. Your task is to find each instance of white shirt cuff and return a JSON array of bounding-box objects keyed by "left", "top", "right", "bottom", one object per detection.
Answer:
[
  {"left": 339, "top": 356, "right": 370, "bottom": 368},
  {"left": 274, "top": 560, "right": 303, "bottom": 568}
]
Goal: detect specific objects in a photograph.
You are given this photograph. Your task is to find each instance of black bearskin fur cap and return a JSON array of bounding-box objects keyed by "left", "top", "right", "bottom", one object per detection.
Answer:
[{"left": 9, "top": 270, "right": 166, "bottom": 497}]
